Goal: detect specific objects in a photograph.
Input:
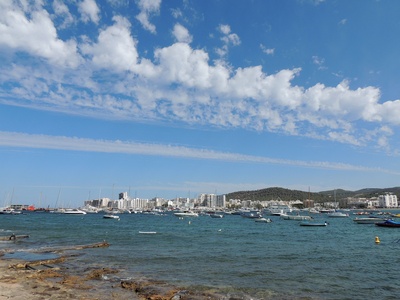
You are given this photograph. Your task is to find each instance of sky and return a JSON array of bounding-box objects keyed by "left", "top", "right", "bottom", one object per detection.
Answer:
[{"left": 1, "top": 0, "right": 400, "bottom": 208}]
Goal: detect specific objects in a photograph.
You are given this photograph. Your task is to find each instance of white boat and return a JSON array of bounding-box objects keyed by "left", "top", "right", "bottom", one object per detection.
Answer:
[
  {"left": 0, "top": 207, "right": 21, "bottom": 214},
  {"left": 353, "top": 217, "right": 386, "bottom": 224},
  {"left": 300, "top": 221, "right": 328, "bottom": 227},
  {"left": 327, "top": 211, "right": 349, "bottom": 218},
  {"left": 281, "top": 214, "right": 312, "bottom": 221},
  {"left": 63, "top": 208, "right": 87, "bottom": 215},
  {"left": 174, "top": 211, "right": 199, "bottom": 217},
  {"left": 255, "top": 217, "right": 272, "bottom": 223},
  {"left": 210, "top": 213, "right": 224, "bottom": 218},
  {"left": 327, "top": 190, "right": 348, "bottom": 218},
  {"left": 319, "top": 209, "right": 335, "bottom": 214},
  {"left": 80, "top": 205, "right": 100, "bottom": 213},
  {"left": 139, "top": 231, "right": 157, "bottom": 234},
  {"left": 266, "top": 205, "right": 292, "bottom": 216},
  {"left": 240, "top": 210, "right": 263, "bottom": 219},
  {"left": 103, "top": 214, "right": 120, "bottom": 219}
]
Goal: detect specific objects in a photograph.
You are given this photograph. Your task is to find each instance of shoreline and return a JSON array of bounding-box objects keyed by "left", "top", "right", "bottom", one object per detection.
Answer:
[
  {"left": 0, "top": 245, "right": 226, "bottom": 300},
  {"left": 0, "top": 255, "right": 140, "bottom": 299}
]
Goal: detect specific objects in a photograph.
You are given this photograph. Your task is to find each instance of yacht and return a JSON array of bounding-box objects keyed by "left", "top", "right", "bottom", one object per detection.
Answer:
[
  {"left": 266, "top": 205, "right": 292, "bottom": 216},
  {"left": 327, "top": 211, "right": 349, "bottom": 218},
  {"left": 173, "top": 211, "right": 199, "bottom": 217},
  {"left": 103, "top": 214, "right": 120, "bottom": 219},
  {"left": 63, "top": 208, "right": 87, "bottom": 215}
]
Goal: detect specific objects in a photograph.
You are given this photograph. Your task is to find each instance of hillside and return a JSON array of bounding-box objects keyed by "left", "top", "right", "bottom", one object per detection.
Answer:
[{"left": 225, "top": 186, "right": 400, "bottom": 203}]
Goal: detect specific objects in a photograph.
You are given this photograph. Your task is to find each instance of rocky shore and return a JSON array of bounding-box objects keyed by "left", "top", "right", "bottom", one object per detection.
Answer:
[{"left": 0, "top": 242, "right": 226, "bottom": 300}]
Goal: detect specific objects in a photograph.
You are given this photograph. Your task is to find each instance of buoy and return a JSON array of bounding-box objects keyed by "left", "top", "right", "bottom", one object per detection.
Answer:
[{"left": 375, "top": 236, "right": 380, "bottom": 244}]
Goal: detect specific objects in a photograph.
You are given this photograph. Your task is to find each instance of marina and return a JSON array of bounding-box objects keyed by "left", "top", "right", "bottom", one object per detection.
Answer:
[{"left": 1, "top": 210, "right": 400, "bottom": 299}]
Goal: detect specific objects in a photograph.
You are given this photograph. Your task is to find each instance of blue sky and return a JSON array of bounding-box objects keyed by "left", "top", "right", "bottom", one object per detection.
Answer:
[{"left": 1, "top": 0, "right": 400, "bottom": 208}]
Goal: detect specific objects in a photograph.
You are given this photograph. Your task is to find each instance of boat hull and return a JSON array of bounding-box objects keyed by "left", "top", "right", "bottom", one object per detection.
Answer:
[
  {"left": 174, "top": 212, "right": 199, "bottom": 217},
  {"left": 375, "top": 220, "right": 400, "bottom": 227},
  {"left": 281, "top": 215, "right": 312, "bottom": 221},
  {"left": 103, "top": 214, "right": 120, "bottom": 219},
  {"left": 353, "top": 217, "right": 385, "bottom": 224},
  {"left": 300, "top": 222, "right": 328, "bottom": 227}
]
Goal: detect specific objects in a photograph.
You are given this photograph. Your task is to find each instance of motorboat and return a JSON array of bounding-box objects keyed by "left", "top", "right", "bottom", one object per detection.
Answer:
[
  {"left": 63, "top": 209, "right": 87, "bottom": 215},
  {"left": 327, "top": 211, "right": 349, "bottom": 218},
  {"left": 353, "top": 217, "right": 386, "bottom": 224},
  {"left": 281, "top": 214, "right": 312, "bottom": 221},
  {"left": 375, "top": 219, "right": 400, "bottom": 227},
  {"left": 80, "top": 205, "right": 100, "bottom": 213},
  {"left": 255, "top": 217, "right": 272, "bottom": 223},
  {"left": 210, "top": 213, "right": 224, "bottom": 218},
  {"left": 0, "top": 207, "right": 21, "bottom": 214},
  {"left": 240, "top": 211, "right": 263, "bottom": 219},
  {"left": 300, "top": 221, "right": 328, "bottom": 227},
  {"left": 173, "top": 211, "right": 199, "bottom": 217},
  {"left": 103, "top": 214, "right": 120, "bottom": 220},
  {"left": 266, "top": 205, "right": 292, "bottom": 216}
]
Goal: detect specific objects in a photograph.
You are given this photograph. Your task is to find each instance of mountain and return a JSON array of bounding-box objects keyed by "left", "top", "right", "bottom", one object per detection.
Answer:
[{"left": 225, "top": 187, "right": 400, "bottom": 203}]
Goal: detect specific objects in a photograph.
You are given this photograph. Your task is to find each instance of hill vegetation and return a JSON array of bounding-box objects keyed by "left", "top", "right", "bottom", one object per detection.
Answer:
[{"left": 226, "top": 186, "right": 400, "bottom": 203}]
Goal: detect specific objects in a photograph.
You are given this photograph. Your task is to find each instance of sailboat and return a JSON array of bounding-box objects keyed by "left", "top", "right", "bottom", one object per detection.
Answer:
[{"left": 328, "top": 190, "right": 349, "bottom": 218}]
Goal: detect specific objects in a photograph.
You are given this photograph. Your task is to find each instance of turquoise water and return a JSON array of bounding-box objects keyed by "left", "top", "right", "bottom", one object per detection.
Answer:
[{"left": 1, "top": 211, "right": 400, "bottom": 299}]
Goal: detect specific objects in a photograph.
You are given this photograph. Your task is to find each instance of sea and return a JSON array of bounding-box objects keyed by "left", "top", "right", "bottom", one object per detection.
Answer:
[{"left": 1, "top": 210, "right": 400, "bottom": 300}]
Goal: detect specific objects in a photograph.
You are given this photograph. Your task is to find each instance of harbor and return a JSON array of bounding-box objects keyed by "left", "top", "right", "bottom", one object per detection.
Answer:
[{"left": 1, "top": 209, "right": 400, "bottom": 299}]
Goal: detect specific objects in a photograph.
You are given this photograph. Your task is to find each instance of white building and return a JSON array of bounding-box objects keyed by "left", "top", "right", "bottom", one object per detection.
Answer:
[
  {"left": 378, "top": 193, "right": 398, "bottom": 208},
  {"left": 198, "top": 194, "right": 226, "bottom": 208}
]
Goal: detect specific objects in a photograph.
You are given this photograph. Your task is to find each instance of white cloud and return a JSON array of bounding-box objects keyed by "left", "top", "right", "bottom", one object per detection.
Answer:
[
  {"left": 312, "top": 55, "right": 326, "bottom": 70},
  {"left": 172, "top": 23, "right": 192, "bottom": 43},
  {"left": 218, "top": 24, "right": 241, "bottom": 46},
  {"left": 80, "top": 16, "right": 138, "bottom": 72},
  {"left": 216, "top": 24, "right": 241, "bottom": 57},
  {"left": 78, "top": 0, "right": 100, "bottom": 24},
  {"left": 136, "top": 0, "right": 161, "bottom": 34},
  {"left": 260, "top": 44, "right": 275, "bottom": 55},
  {"left": 1, "top": 131, "right": 397, "bottom": 174},
  {"left": 152, "top": 43, "right": 215, "bottom": 89},
  {"left": 52, "top": 0, "right": 75, "bottom": 29},
  {"left": 377, "top": 99, "right": 400, "bottom": 125},
  {"left": 171, "top": 8, "right": 183, "bottom": 19},
  {"left": 0, "top": 1, "right": 81, "bottom": 68}
]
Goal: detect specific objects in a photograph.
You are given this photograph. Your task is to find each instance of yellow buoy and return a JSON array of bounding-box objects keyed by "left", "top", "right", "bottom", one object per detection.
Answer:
[{"left": 375, "top": 236, "right": 380, "bottom": 244}]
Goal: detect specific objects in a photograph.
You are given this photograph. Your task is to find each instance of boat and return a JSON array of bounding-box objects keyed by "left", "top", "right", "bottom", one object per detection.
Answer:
[
  {"left": 103, "top": 214, "right": 120, "bottom": 219},
  {"left": 0, "top": 207, "right": 21, "bottom": 214},
  {"left": 375, "top": 219, "right": 400, "bottom": 227},
  {"left": 353, "top": 217, "right": 386, "bottom": 224},
  {"left": 319, "top": 209, "right": 335, "bottom": 214},
  {"left": 63, "top": 208, "right": 87, "bottom": 215},
  {"left": 240, "top": 210, "right": 262, "bottom": 219},
  {"left": 210, "top": 213, "right": 224, "bottom": 218},
  {"left": 255, "top": 217, "right": 272, "bottom": 223},
  {"left": 300, "top": 221, "right": 328, "bottom": 227},
  {"left": 266, "top": 205, "right": 292, "bottom": 216},
  {"left": 281, "top": 214, "right": 312, "bottom": 221},
  {"left": 80, "top": 205, "right": 100, "bottom": 213},
  {"left": 139, "top": 231, "right": 157, "bottom": 234},
  {"left": 327, "top": 211, "right": 349, "bottom": 218},
  {"left": 173, "top": 211, "right": 199, "bottom": 217},
  {"left": 327, "top": 190, "right": 349, "bottom": 218}
]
